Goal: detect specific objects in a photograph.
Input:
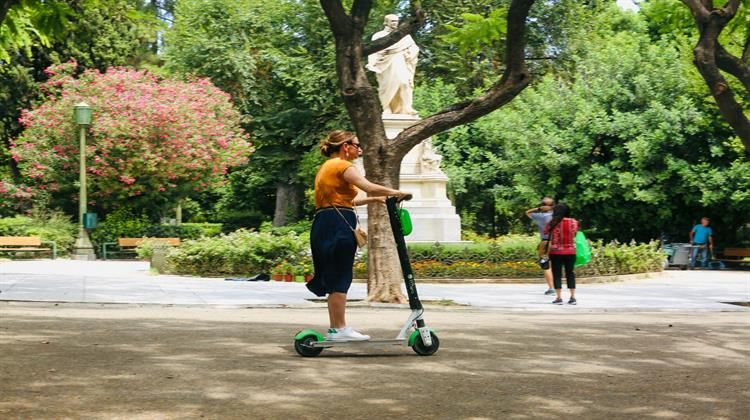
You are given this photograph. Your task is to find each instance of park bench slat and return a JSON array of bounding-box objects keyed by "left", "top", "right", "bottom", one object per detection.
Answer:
[
  {"left": 0, "top": 236, "right": 42, "bottom": 246},
  {"left": 117, "top": 238, "right": 180, "bottom": 248},
  {"left": 722, "top": 248, "right": 750, "bottom": 258}
]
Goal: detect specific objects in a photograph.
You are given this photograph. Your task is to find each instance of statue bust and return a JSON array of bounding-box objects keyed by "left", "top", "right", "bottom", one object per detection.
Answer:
[
  {"left": 420, "top": 139, "right": 442, "bottom": 174},
  {"left": 366, "top": 14, "right": 420, "bottom": 116}
]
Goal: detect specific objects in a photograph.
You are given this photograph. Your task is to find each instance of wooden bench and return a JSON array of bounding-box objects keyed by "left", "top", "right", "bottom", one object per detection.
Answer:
[
  {"left": 716, "top": 247, "right": 750, "bottom": 266},
  {"left": 102, "top": 237, "right": 180, "bottom": 260},
  {"left": 0, "top": 236, "right": 57, "bottom": 259}
]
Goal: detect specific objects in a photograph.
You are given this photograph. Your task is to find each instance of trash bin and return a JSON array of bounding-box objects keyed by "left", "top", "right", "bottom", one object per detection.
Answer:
[
  {"left": 83, "top": 212, "right": 97, "bottom": 229},
  {"left": 671, "top": 243, "right": 692, "bottom": 269}
]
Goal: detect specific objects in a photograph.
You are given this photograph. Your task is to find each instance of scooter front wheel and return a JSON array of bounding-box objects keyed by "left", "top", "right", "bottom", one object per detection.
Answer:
[
  {"left": 294, "top": 335, "right": 324, "bottom": 357},
  {"left": 412, "top": 331, "right": 440, "bottom": 356}
]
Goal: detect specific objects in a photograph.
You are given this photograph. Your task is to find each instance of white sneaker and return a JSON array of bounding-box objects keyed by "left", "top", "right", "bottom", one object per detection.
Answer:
[{"left": 326, "top": 327, "right": 370, "bottom": 341}]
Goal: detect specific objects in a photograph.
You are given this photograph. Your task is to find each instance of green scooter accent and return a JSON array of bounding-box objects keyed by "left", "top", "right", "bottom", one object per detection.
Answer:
[
  {"left": 408, "top": 328, "right": 435, "bottom": 346},
  {"left": 398, "top": 208, "right": 413, "bottom": 236},
  {"left": 295, "top": 328, "right": 325, "bottom": 342}
]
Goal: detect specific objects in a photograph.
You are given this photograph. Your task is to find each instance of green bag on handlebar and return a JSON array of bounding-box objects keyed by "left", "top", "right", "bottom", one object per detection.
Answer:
[
  {"left": 398, "top": 208, "right": 413, "bottom": 236},
  {"left": 575, "top": 231, "right": 591, "bottom": 268}
]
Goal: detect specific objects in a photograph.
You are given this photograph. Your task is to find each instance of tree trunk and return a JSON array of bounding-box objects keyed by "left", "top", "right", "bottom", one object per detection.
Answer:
[
  {"left": 0, "top": 1, "right": 20, "bottom": 27},
  {"left": 364, "top": 158, "right": 406, "bottom": 303},
  {"left": 320, "top": 0, "right": 535, "bottom": 302},
  {"left": 273, "top": 183, "right": 302, "bottom": 226},
  {"left": 273, "top": 183, "right": 290, "bottom": 226}
]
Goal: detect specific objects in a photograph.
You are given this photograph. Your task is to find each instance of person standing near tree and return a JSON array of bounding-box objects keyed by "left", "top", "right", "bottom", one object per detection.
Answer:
[
  {"left": 307, "top": 130, "right": 412, "bottom": 341},
  {"left": 544, "top": 203, "right": 579, "bottom": 305},
  {"left": 525, "top": 197, "right": 555, "bottom": 295},
  {"left": 689, "top": 217, "right": 714, "bottom": 269}
]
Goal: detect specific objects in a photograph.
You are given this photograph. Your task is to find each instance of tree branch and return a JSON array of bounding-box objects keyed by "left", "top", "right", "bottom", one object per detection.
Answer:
[
  {"left": 390, "top": 0, "right": 535, "bottom": 158},
  {"left": 716, "top": 43, "right": 750, "bottom": 94},
  {"left": 742, "top": 32, "right": 750, "bottom": 63},
  {"left": 350, "top": 0, "right": 372, "bottom": 25},
  {"left": 361, "top": 8, "right": 426, "bottom": 57},
  {"left": 686, "top": 0, "right": 750, "bottom": 151},
  {"left": 721, "top": 0, "right": 741, "bottom": 17},
  {"left": 0, "top": 0, "right": 20, "bottom": 27},
  {"left": 319, "top": 0, "right": 352, "bottom": 35},
  {"left": 682, "top": 0, "right": 710, "bottom": 22}
]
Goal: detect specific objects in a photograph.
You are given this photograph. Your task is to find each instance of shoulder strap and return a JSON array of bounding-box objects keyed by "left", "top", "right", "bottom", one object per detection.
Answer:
[{"left": 328, "top": 200, "right": 356, "bottom": 232}]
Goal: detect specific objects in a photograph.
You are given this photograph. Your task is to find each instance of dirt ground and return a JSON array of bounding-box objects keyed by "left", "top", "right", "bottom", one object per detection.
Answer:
[{"left": 0, "top": 302, "right": 748, "bottom": 420}]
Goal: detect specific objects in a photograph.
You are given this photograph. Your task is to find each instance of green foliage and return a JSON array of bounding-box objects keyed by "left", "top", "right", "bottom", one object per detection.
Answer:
[
  {"left": 134, "top": 238, "right": 174, "bottom": 260},
  {"left": 441, "top": 9, "right": 507, "bottom": 57},
  {"left": 164, "top": 0, "right": 349, "bottom": 225},
  {"left": 417, "top": 7, "right": 750, "bottom": 243},
  {"left": 577, "top": 240, "right": 665, "bottom": 277},
  {"left": 89, "top": 208, "right": 222, "bottom": 253},
  {"left": 353, "top": 237, "right": 665, "bottom": 278},
  {"left": 164, "top": 229, "right": 309, "bottom": 277},
  {"left": 258, "top": 220, "right": 312, "bottom": 238},
  {"left": 89, "top": 207, "right": 149, "bottom": 250},
  {"left": 180, "top": 223, "right": 223, "bottom": 238},
  {"left": 0, "top": 0, "right": 75, "bottom": 63},
  {"left": 1, "top": 0, "right": 165, "bottom": 207},
  {"left": 406, "top": 236, "right": 538, "bottom": 264},
  {"left": 0, "top": 211, "right": 76, "bottom": 255}
]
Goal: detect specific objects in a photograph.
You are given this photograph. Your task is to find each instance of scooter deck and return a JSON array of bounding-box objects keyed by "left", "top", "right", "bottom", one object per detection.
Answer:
[{"left": 311, "top": 339, "right": 406, "bottom": 348}]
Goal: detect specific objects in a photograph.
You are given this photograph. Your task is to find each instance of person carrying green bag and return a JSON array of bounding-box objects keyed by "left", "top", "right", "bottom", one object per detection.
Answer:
[{"left": 543, "top": 203, "right": 580, "bottom": 305}]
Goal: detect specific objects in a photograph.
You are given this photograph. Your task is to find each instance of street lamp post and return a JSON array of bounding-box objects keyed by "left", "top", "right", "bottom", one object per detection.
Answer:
[{"left": 72, "top": 102, "right": 96, "bottom": 260}]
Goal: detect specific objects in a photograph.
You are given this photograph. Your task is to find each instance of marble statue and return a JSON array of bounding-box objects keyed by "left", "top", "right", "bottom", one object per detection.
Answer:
[
  {"left": 419, "top": 139, "right": 443, "bottom": 174},
  {"left": 366, "top": 14, "right": 419, "bottom": 115}
]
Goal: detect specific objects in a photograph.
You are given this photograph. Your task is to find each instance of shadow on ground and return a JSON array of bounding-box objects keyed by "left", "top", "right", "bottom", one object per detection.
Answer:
[{"left": 0, "top": 304, "right": 748, "bottom": 419}]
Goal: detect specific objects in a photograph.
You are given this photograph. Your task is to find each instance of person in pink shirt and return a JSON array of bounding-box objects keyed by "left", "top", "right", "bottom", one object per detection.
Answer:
[{"left": 543, "top": 203, "right": 579, "bottom": 305}]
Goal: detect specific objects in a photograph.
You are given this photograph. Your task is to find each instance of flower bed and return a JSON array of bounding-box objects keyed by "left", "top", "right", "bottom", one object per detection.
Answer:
[{"left": 354, "top": 238, "right": 664, "bottom": 279}]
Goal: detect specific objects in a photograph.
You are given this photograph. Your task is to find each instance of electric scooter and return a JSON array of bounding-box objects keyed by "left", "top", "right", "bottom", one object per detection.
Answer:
[{"left": 293, "top": 196, "right": 440, "bottom": 357}]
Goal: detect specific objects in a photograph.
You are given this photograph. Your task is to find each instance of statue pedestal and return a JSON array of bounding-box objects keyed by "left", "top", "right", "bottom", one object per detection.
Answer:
[{"left": 357, "top": 115, "right": 462, "bottom": 242}]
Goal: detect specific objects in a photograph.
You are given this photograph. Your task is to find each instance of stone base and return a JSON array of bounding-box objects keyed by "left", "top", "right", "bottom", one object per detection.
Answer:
[
  {"left": 72, "top": 228, "right": 97, "bottom": 261},
  {"left": 71, "top": 251, "right": 97, "bottom": 261},
  {"left": 356, "top": 114, "right": 462, "bottom": 243}
]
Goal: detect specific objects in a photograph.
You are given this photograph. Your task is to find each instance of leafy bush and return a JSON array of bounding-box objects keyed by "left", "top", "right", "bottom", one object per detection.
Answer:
[
  {"left": 180, "top": 223, "right": 223, "bottom": 238},
  {"left": 134, "top": 239, "right": 179, "bottom": 261},
  {"left": 354, "top": 259, "right": 540, "bottom": 278},
  {"left": 353, "top": 236, "right": 664, "bottom": 278},
  {"left": 577, "top": 240, "right": 664, "bottom": 277},
  {"left": 403, "top": 235, "right": 538, "bottom": 264},
  {"left": 0, "top": 212, "right": 76, "bottom": 255},
  {"left": 90, "top": 208, "right": 224, "bottom": 255},
  {"left": 163, "top": 229, "right": 309, "bottom": 277},
  {"left": 259, "top": 221, "right": 312, "bottom": 239},
  {"left": 13, "top": 63, "right": 251, "bottom": 212}
]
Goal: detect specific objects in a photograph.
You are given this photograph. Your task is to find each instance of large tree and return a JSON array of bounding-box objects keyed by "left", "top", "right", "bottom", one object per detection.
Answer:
[
  {"left": 319, "top": 0, "right": 536, "bottom": 302},
  {"left": 164, "top": 0, "right": 352, "bottom": 228},
  {"left": 676, "top": 0, "right": 750, "bottom": 152}
]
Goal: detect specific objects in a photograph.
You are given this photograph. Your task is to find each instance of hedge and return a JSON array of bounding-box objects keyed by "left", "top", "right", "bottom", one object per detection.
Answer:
[{"left": 0, "top": 213, "right": 76, "bottom": 256}]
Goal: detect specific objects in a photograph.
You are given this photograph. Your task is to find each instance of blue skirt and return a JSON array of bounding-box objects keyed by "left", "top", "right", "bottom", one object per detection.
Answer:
[{"left": 306, "top": 207, "right": 357, "bottom": 297}]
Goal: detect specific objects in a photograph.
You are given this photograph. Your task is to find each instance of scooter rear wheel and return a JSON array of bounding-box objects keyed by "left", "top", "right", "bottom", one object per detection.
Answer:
[
  {"left": 412, "top": 331, "right": 440, "bottom": 356},
  {"left": 294, "top": 335, "right": 324, "bottom": 357}
]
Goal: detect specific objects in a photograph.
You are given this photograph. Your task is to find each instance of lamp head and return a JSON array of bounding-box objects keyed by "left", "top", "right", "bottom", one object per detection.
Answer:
[{"left": 74, "top": 102, "right": 92, "bottom": 125}]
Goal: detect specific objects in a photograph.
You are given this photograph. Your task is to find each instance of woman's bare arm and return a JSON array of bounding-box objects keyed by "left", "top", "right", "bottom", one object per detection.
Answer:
[{"left": 343, "top": 166, "right": 412, "bottom": 201}]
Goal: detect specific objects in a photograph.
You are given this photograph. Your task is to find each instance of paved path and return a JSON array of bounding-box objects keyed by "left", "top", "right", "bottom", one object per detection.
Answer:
[
  {"left": 1, "top": 260, "right": 748, "bottom": 311},
  {"left": 1, "top": 305, "right": 749, "bottom": 419}
]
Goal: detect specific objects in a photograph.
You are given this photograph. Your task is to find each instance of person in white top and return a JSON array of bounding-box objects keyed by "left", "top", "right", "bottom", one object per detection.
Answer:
[{"left": 366, "top": 14, "right": 420, "bottom": 115}]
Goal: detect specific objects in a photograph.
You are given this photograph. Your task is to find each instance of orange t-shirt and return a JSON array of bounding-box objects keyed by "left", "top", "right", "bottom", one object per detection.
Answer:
[{"left": 314, "top": 158, "right": 358, "bottom": 209}]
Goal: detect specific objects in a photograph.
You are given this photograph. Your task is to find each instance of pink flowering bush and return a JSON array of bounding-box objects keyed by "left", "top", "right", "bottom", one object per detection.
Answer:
[
  {"left": 0, "top": 180, "right": 35, "bottom": 216},
  {"left": 10, "top": 61, "right": 252, "bottom": 212}
]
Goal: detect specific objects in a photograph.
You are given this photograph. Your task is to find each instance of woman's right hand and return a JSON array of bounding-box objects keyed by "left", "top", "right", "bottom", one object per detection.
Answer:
[{"left": 395, "top": 191, "right": 413, "bottom": 202}]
